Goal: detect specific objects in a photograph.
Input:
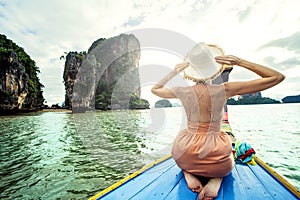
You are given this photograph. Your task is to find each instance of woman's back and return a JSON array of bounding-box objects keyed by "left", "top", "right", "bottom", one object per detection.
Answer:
[
  {"left": 176, "top": 84, "right": 226, "bottom": 125},
  {"left": 171, "top": 83, "right": 234, "bottom": 178}
]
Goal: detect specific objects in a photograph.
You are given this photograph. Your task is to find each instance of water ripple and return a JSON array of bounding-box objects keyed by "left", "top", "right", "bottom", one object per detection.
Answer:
[{"left": 0, "top": 105, "right": 299, "bottom": 198}]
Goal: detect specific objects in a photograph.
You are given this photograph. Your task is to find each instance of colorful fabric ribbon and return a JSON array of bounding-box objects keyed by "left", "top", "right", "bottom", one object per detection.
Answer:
[{"left": 233, "top": 141, "right": 256, "bottom": 164}]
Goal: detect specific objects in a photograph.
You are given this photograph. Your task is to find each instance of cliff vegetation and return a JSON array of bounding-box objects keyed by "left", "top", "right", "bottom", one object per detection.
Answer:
[{"left": 0, "top": 34, "right": 44, "bottom": 114}]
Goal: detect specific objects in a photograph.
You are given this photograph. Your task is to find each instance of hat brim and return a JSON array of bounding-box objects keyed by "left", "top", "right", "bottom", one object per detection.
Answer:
[{"left": 184, "top": 44, "right": 226, "bottom": 83}]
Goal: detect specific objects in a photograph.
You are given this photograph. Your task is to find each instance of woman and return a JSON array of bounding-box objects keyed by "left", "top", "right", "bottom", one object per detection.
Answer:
[{"left": 151, "top": 47, "right": 285, "bottom": 200}]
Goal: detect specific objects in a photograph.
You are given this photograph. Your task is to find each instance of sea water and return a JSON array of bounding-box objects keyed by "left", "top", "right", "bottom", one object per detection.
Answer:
[{"left": 0, "top": 104, "right": 299, "bottom": 199}]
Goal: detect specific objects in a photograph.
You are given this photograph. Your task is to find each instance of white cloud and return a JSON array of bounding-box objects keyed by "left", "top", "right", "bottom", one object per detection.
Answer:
[{"left": 0, "top": 0, "right": 299, "bottom": 105}]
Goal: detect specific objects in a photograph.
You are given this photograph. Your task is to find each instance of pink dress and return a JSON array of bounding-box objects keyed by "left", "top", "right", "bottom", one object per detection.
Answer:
[{"left": 171, "top": 84, "right": 234, "bottom": 178}]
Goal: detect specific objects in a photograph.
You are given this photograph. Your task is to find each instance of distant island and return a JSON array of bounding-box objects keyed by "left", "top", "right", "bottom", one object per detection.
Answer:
[
  {"left": 227, "top": 92, "right": 281, "bottom": 105},
  {"left": 154, "top": 92, "right": 300, "bottom": 107},
  {"left": 155, "top": 99, "right": 172, "bottom": 108},
  {"left": 227, "top": 97, "right": 280, "bottom": 105},
  {"left": 154, "top": 99, "right": 184, "bottom": 108},
  {"left": 282, "top": 95, "right": 300, "bottom": 103},
  {"left": 228, "top": 92, "right": 300, "bottom": 105}
]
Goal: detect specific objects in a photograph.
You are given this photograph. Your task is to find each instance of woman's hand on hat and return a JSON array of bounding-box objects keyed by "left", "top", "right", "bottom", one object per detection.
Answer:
[
  {"left": 215, "top": 55, "right": 242, "bottom": 66},
  {"left": 174, "top": 61, "right": 190, "bottom": 73}
]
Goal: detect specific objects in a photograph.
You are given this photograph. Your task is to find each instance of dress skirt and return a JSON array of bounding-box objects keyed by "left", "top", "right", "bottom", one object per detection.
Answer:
[{"left": 171, "top": 121, "right": 234, "bottom": 178}]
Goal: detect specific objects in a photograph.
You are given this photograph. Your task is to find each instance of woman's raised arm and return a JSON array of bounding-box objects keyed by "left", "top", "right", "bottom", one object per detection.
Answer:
[
  {"left": 151, "top": 61, "right": 189, "bottom": 98},
  {"left": 215, "top": 55, "right": 285, "bottom": 99}
]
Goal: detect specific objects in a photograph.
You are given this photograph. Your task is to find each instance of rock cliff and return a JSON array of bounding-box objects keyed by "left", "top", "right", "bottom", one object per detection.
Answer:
[
  {"left": 0, "top": 34, "right": 44, "bottom": 114},
  {"left": 63, "top": 34, "right": 149, "bottom": 112},
  {"left": 63, "top": 51, "right": 85, "bottom": 108}
]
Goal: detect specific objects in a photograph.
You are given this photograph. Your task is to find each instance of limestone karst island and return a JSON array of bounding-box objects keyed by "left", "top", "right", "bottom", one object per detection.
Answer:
[{"left": 1, "top": 33, "right": 299, "bottom": 114}]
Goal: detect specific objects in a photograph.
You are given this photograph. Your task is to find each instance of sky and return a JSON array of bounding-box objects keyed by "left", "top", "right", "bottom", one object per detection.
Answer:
[{"left": 0, "top": 0, "right": 299, "bottom": 106}]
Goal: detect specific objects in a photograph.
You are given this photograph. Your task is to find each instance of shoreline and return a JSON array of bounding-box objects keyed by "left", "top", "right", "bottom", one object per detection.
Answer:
[{"left": 41, "top": 109, "right": 72, "bottom": 113}]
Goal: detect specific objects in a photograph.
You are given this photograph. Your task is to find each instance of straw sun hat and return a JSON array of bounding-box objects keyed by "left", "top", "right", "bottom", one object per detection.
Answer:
[{"left": 184, "top": 43, "right": 226, "bottom": 83}]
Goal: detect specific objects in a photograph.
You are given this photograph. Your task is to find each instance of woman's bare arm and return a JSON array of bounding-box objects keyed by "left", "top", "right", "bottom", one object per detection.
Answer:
[
  {"left": 151, "top": 61, "right": 189, "bottom": 98},
  {"left": 215, "top": 55, "right": 285, "bottom": 99}
]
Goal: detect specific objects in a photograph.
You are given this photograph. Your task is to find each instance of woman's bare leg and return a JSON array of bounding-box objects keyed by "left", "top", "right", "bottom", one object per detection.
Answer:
[
  {"left": 183, "top": 170, "right": 203, "bottom": 193},
  {"left": 198, "top": 177, "right": 222, "bottom": 200}
]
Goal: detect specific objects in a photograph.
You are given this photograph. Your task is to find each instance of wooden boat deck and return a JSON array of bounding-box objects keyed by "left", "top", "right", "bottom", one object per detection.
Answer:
[{"left": 90, "top": 154, "right": 300, "bottom": 200}]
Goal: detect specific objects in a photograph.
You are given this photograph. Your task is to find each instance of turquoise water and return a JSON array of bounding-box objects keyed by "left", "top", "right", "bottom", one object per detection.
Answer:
[
  {"left": 228, "top": 103, "right": 300, "bottom": 190},
  {"left": 0, "top": 104, "right": 299, "bottom": 199}
]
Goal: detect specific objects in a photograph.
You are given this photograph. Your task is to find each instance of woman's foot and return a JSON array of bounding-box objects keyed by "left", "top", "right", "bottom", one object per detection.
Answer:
[
  {"left": 183, "top": 171, "right": 203, "bottom": 193},
  {"left": 198, "top": 177, "right": 222, "bottom": 200}
]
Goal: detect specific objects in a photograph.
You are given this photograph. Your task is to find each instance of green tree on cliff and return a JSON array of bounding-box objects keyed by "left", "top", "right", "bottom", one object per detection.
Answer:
[{"left": 0, "top": 34, "right": 44, "bottom": 111}]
